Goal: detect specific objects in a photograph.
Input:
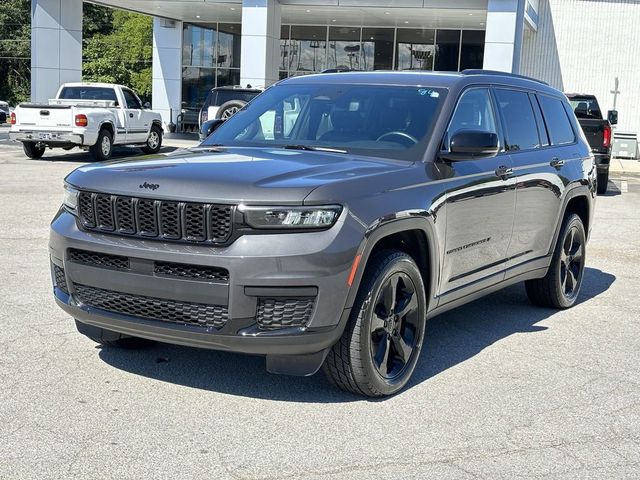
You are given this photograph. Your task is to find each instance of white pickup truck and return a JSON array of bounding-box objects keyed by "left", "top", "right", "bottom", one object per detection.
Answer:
[{"left": 9, "top": 83, "right": 163, "bottom": 161}]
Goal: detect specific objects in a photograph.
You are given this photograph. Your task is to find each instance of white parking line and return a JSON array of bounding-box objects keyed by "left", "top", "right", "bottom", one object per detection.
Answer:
[{"left": 621, "top": 180, "right": 628, "bottom": 193}]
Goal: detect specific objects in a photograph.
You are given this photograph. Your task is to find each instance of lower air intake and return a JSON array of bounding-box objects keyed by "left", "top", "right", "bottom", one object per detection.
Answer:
[{"left": 256, "top": 297, "right": 315, "bottom": 330}]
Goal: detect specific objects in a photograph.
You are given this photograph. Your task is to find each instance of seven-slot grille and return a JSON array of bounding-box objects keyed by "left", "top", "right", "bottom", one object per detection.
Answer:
[{"left": 77, "top": 191, "right": 233, "bottom": 244}]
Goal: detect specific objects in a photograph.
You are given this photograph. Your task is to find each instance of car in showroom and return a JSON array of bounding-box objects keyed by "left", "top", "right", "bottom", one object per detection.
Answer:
[{"left": 50, "top": 71, "right": 596, "bottom": 397}]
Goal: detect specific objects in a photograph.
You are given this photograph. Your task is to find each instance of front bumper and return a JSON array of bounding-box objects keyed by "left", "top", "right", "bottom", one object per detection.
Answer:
[
  {"left": 50, "top": 209, "right": 363, "bottom": 366},
  {"left": 10, "top": 130, "right": 83, "bottom": 145}
]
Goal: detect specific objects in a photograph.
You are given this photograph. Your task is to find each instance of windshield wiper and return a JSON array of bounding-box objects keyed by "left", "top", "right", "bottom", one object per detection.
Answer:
[{"left": 283, "top": 144, "right": 347, "bottom": 154}]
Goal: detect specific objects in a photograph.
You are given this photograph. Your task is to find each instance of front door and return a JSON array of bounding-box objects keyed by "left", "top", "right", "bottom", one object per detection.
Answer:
[
  {"left": 122, "top": 89, "right": 148, "bottom": 143},
  {"left": 438, "top": 87, "right": 516, "bottom": 300}
]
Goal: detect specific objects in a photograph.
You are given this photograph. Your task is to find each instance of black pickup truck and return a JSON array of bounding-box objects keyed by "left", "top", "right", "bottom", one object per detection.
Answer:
[{"left": 565, "top": 94, "right": 616, "bottom": 194}]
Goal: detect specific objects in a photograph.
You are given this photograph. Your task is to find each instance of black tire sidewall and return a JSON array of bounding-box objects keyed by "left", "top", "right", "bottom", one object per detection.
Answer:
[
  {"left": 92, "top": 130, "right": 113, "bottom": 161},
  {"left": 355, "top": 252, "right": 427, "bottom": 396},
  {"left": 597, "top": 171, "right": 609, "bottom": 194},
  {"left": 23, "top": 142, "right": 45, "bottom": 159},
  {"left": 553, "top": 214, "right": 586, "bottom": 308}
]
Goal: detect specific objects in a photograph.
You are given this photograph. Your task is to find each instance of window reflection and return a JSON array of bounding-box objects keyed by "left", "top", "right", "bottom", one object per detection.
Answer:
[
  {"left": 289, "top": 26, "right": 326, "bottom": 74},
  {"left": 460, "top": 30, "right": 485, "bottom": 70},
  {"left": 217, "top": 23, "right": 241, "bottom": 68},
  {"left": 396, "top": 29, "right": 435, "bottom": 71},
  {"left": 361, "top": 28, "right": 394, "bottom": 71},
  {"left": 327, "top": 27, "right": 361, "bottom": 70}
]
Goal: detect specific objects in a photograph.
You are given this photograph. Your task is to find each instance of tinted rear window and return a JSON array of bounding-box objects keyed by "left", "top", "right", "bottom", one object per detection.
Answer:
[
  {"left": 59, "top": 87, "right": 118, "bottom": 103},
  {"left": 494, "top": 88, "right": 540, "bottom": 151},
  {"left": 216, "top": 91, "right": 259, "bottom": 105},
  {"left": 538, "top": 95, "right": 576, "bottom": 145},
  {"left": 568, "top": 97, "right": 602, "bottom": 119}
]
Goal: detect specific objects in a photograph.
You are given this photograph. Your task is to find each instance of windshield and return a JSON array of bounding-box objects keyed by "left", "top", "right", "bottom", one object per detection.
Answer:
[
  {"left": 202, "top": 83, "right": 446, "bottom": 160},
  {"left": 568, "top": 97, "right": 602, "bottom": 120}
]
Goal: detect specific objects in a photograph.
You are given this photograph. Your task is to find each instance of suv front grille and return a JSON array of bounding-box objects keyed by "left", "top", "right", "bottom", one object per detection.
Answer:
[
  {"left": 256, "top": 297, "right": 315, "bottom": 330},
  {"left": 74, "top": 284, "right": 228, "bottom": 328},
  {"left": 77, "top": 192, "right": 233, "bottom": 244},
  {"left": 69, "top": 249, "right": 129, "bottom": 270}
]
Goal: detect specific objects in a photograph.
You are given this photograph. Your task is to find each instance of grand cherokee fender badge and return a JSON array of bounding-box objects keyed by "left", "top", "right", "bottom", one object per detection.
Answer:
[{"left": 139, "top": 181, "right": 159, "bottom": 190}]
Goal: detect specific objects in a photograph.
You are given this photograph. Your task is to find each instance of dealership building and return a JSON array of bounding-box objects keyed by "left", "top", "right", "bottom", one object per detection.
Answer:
[{"left": 31, "top": 0, "right": 640, "bottom": 134}]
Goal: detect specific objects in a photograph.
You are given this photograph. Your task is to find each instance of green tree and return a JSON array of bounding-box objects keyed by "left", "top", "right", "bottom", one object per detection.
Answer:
[
  {"left": 0, "top": 0, "right": 31, "bottom": 104},
  {"left": 83, "top": 8, "right": 153, "bottom": 101}
]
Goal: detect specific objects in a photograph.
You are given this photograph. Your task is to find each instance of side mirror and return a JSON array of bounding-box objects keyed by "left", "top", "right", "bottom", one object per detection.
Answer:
[
  {"left": 440, "top": 131, "right": 500, "bottom": 161},
  {"left": 143, "top": 101, "right": 151, "bottom": 109},
  {"left": 199, "top": 119, "right": 225, "bottom": 141},
  {"left": 607, "top": 110, "right": 618, "bottom": 125}
]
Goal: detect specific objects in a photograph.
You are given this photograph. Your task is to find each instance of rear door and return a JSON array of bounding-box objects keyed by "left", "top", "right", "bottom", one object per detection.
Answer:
[
  {"left": 121, "top": 88, "right": 148, "bottom": 143},
  {"left": 498, "top": 88, "right": 574, "bottom": 272},
  {"left": 438, "top": 87, "right": 516, "bottom": 299}
]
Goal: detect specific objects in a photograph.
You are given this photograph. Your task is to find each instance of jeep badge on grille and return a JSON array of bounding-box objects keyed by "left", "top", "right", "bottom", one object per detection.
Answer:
[{"left": 139, "top": 182, "right": 160, "bottom": 190}]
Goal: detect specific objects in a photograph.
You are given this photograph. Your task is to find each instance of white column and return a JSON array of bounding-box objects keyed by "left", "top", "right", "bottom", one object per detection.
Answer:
[
  {"left": 483, "top": 0, "right": 526, "bottom": 73},
  {"left": 240, "top": 0, "right": 281, "bottom": 89},
  {"left": 31, "top": 0, "right": 82, "bottom": 103},
  {"left": 152, "top": 17, "right": 183, "bottom": 131}
]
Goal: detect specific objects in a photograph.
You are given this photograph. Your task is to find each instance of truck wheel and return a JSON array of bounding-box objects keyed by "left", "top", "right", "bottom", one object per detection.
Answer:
[
  {"left": 525, "top": 213, "right": 586, "bottom": 309},
  {"left": 323, "top": 250, "right": 427, "bottom": 397},
  {"left": 141, "top": 125, "right": 163, "bottom": 154},
  {"left": 90, "top": 129, "right": 113, "bottom": 161},
  {"left": 216, "top": 100, "right": 246, "bottom": 120},
  {"left": 23, "top": 142, "right": 45, "bottom": 159},
  {"left": 597, "top": 171, "right": 609, "bottom": 194}
]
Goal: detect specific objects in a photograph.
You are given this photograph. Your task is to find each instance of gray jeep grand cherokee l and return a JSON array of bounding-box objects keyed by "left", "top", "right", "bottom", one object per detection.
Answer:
[{"left": 51, "top": 71, "right": 596, "bottom": 397}]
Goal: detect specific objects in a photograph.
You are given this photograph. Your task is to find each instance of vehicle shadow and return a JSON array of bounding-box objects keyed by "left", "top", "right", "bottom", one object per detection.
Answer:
[
  {"left": 98, "top": 267, "right": 615, "bottom": 403},
  {"left": 31, "top": 146, "right": 179, "bottom": 163},
  {"left": 602, "top": 179, "right": 622, "bottom": 196}
]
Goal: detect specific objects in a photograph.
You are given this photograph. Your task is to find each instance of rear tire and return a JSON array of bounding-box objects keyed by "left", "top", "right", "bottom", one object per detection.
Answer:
[
  {"left": 23, "top": 142, "right": 45, "bottom": 159},
  {"left": 141, "top": 125, "right": 163, "bottom": 154},
  {"left": 525, "top": 213, "right": 586, "bottom": 309},
  {"left": 90, "top": 129, "right": 113, "bottom": 161},
  {"left": 596, "top": 171, "right": 609, "bottom": 194},
  {"left": 323, "top": 250, "right": 427, "bottom": 397}
]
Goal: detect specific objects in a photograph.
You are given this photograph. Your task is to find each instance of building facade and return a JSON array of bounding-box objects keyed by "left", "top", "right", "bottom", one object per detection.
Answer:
[{"left": 30, "top": 0, "right": 640, "bottom": 134}]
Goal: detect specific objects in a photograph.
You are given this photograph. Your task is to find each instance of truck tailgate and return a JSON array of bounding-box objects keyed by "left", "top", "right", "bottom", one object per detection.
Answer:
[
  {"left": 578, "top": 118, "right": 607, "bottom": 151},
  {"left": 16, "top": 104, "right": 73, "bottom": 129}
]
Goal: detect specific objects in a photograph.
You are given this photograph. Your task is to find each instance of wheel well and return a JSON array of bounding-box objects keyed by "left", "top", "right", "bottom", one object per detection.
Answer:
[
  {"left": 151, "top": 120, "right": 163, "bottom": 130},
  {"left": 99, "top": 122, "right": 114, "bottom": 136},
  {"left": 369, "top": 229, "right": 430, "bottom": 287},
  {"left": 564, "top": 195, "right": 589, "bottom": 231}
]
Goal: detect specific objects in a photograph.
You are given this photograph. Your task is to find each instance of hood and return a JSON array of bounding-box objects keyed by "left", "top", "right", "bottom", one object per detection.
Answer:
[{"left": 65, "top": 147, "right": 411, "bottom": 204}]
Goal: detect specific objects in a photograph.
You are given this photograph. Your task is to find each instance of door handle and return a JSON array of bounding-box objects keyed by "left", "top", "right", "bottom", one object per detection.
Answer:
[
  {"left": 495, "top": 165, "right": 513, "bottom": 178},
  {"left": 550, "top": 157, "right": 564, "bottom": 168},
  {"left": 129, "top": 113, "right": 134, "bottom": 118}
]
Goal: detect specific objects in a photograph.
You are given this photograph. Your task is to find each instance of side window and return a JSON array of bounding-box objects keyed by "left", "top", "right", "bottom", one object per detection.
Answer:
[
  {"left": 529, "top": 93, "right": 550, "bottom": 147},
  {"left": 444, "top": 88, "right": 498, "bottom": 150},
  {"left": 122, "top": 90, "right": 142, "bottom": 109},
  {"left": 494, "top": 88, "right": 540, "bottom": 151},
  {"left": 538, "top": 95, "right": 576, "bottom": 145}
]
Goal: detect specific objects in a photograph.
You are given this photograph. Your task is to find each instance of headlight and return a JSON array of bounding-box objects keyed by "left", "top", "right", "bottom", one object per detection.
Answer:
[
  {"left": 240, "top": 205, "right": 342, "bottom": 229},
  {"left": 63, "top": 184, "right": 79, "bottom": 212}
]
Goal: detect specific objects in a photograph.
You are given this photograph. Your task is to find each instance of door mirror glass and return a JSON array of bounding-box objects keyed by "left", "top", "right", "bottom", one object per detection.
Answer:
[
  {"left": 199, "top": 119, "right": 225, "bottom": 141},
  {"left": 143, "top": 101, "right": 151, "bottom": 109},
  {"left": 441, "top": 131, "right": 500, "bottom": 161},
  {"left": 607, "top": 110, "right": 618, "bottom": 125}
]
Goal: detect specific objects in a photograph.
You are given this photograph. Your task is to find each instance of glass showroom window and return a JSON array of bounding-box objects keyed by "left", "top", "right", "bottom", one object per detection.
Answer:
[
  {"left": 460, "top": 30, "right": 485, "bottom": 70},
  {"left": 182, "top": 23, "right": 241, "bottom": 110},
  {"left": 288, "top": 26, "right": 327, "bottom": 76},
  {"left": 361, "top": 28, "right": 394, "bottom": 71},
  {"left": 327, "top": 26, "right": 361, "bottom": 70},
  {"left": 434, "top": 30, "right": 461, "bottom": 71},
  {"left": 395, "top": 29, "right": 435, "bottom": 71}
]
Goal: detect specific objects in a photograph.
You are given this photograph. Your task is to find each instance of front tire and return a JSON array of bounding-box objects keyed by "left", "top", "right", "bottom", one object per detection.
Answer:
[
  {"left": 23, "top": 142, "right": 45, "bottom": 159},
  {"left": 90, "top": 129, "right": 113, "bottom": 161},
  {"left": 597, "top": 170, "right": 609, "bottom": 194},
  {"left": 141, "top": 125, "right": 163, "bottom": 154},
  {"left": 525, "top": 213, "right": 586, "bottom": 309},
  {"left": 323, "top": 250, "right": 427, "bottom": 397}
]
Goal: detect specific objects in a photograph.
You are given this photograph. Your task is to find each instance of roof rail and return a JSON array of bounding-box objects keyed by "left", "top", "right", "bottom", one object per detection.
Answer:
[{"left": 460, "top": 69, "right": 549, "bottom": 86}]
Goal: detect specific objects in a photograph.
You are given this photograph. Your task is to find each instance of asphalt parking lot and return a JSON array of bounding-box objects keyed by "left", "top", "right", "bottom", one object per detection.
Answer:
[{"left": 1, "top": 127, "right": 639, "bottom": 479}]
